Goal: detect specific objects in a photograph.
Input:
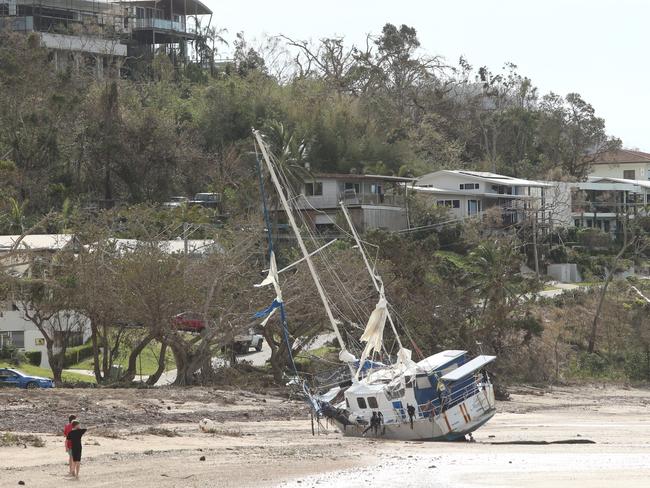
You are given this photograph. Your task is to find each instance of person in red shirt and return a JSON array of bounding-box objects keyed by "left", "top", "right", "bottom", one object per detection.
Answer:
[{"left": 63, "top": 415, "right": 76, "bottom": 477}]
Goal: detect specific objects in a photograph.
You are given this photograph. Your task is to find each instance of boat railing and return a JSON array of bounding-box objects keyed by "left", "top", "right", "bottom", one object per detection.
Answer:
[{"left": 383, "top": 379, "right": 488, "bottom": 425}]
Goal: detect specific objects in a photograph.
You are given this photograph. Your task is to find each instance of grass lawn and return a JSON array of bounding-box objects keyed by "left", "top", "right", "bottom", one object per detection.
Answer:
[
  {"left": 0, "top": 361, "right": 96, "bottom": 384},
  {"left": 67, "top": 341, "right": 176, "bottom": 376}
]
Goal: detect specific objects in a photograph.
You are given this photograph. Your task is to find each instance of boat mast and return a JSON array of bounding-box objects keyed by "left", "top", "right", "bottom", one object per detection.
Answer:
[
  {"left": 253, "top": 130, "right": 348, "bottom": 353},
  {"left": 339, "top": 202, "right": 404, "bottom": 351}
]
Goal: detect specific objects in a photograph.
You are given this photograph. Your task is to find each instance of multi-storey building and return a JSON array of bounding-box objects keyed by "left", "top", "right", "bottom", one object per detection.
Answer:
[{"left": 0, "top": 0, "right": 212, "bottom": 77}]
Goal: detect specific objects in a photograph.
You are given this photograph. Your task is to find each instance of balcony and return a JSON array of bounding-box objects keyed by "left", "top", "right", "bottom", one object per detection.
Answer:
[
  {"left": 294, "top": 192, "right": 405, "bottom": 210},
  {"left": 133, "top": 18, "right": 186, "bottom": 33},
  {"left": 0, "top": 15, "right": 34, "bottom": 32}
]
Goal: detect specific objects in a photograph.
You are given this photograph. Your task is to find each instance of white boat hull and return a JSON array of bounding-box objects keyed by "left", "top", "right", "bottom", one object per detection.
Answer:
[{"left": 328, "top": 384, "right": 496, "bottom": 441}]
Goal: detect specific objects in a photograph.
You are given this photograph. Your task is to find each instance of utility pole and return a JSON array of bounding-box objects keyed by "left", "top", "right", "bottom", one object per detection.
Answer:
[{"left": 183, "top": 222, "right": 189, "bottom": 254}]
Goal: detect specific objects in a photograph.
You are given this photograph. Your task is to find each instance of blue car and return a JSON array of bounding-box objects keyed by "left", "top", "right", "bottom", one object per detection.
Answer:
[{"left": 0, "top": 368, "right": 54, "bottom": 389}]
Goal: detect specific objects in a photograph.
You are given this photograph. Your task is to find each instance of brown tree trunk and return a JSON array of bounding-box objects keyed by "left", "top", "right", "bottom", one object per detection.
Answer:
[
  {"left": 90, "top": 319, "right": 104, "bottom": 383},
  {"left": 145, "top": 343, "right": 168, "bottom": 386},
  {"left": 588, "top": 239, "right": 634, "bottom": 353},
  {"left": 117, "top": 333, "right": 154, "bottom": 384}
]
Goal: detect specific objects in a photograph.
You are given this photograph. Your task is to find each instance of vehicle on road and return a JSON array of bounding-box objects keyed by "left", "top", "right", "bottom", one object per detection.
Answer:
[
  {"left": 172, "top": 312, "right": 206, "bottom": 333},
  {"left": 162, "top": 196, "right": 189, "bottom": 208},
  {"left": 173, "top": 313, "right": 263, "bottom": 353},
  {"left": 189, "top": 192, "right": 221, "bottom": 208},
  {"left": 0, "top": 368, "right": 54, "bottom": 388},
  {"left": 232, "top": 328, "right": 264, "bottom": 354}
]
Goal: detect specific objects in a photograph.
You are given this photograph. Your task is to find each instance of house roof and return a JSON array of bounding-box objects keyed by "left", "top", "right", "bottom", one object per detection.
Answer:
[
  {"left": 311, "top": 173, "right": 416, "bottom": 183},
  {"left": 92, "top": 238, "right": 223, "bottom": 255},
  {"left": 591, "top": 149, "right": 650, "bottom": 165},
  {"left": 0, "top": 234, "right": 74, "bottom": 252},
  {"left": 417, "top": 170, "right": 552, "bottom": 188},
  {"left": 588, "top": 177, "right": 650, "bottom": 189},
  {"left": 412, "top": 186, "right": 535, "bottom": 199}
]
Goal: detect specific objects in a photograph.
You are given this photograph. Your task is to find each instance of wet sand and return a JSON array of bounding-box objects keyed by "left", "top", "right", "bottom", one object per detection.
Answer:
[{"left": 1, "top": 385, "right": 649, "bottom": 487}]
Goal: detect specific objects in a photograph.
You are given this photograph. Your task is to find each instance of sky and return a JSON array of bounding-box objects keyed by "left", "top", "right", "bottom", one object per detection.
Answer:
[{"left": 204, "top": 0, "right": 648, "bottom": 151}]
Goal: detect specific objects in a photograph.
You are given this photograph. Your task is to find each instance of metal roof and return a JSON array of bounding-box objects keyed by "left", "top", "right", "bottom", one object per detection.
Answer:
[
  {"left": 588, "top": 177, "right": 650, "bottom": 189},
  {"left": 412, "top": 186, "right": 536, "bottom": 199},
  {"left": 0, "top": 234, "right": 74, "bottom": 251},
  {"left": 591, "top": 149, "right": 650, "bottom": 165},
  {"left": 311, "top": 173, "right": 416, "bottom": 183},
  {"left": 418, "top": 170, "right": 552, "bottom": 188},
  {"left": 93, "top": 238, "right": 223, "bottom": 255}
]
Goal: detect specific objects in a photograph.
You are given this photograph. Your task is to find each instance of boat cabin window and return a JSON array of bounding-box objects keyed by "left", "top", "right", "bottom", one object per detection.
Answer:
[
  {"left": 357, "top": 397, "right": 367, "bottom": 409},
  {"left": 345, "top": 398, "right": 350, "bottom": 408},
  {"left": 367, "top": 396, "right": 378, "bottom": 409}
]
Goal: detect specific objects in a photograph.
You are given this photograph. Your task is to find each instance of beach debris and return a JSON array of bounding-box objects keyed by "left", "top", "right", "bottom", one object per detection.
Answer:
[
  {"left": 143, "top": 427, "right": 179, "bottom": 437},
  {"left": 0, "top": 433, "right": 45, "bottom": 448},
  {"left": 199, "top": 419, "right": 217, "bottom": 433},
  {"left": 199, "top": 456, "right": 206, "bottom": 461}
]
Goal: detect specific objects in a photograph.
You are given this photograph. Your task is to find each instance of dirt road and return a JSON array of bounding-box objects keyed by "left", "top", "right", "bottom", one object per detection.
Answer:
[{"left": 1, "top": 385, "right": 649, "bottom": 487}]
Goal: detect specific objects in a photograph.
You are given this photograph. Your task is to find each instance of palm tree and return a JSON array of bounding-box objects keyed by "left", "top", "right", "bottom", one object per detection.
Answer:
[
  {"left": 257, "top": 121, "right": 313, "bottom": 243},
  {"left": 261, "top": 120, "right": 312, "bottom": 193},
  {"left": 6, "top": 197, "right": 28, "bottom": 234},
  {"left": 190, "top": 18, "right": 228, "bottom": 76},
  {"left": 466, "top": 240, "right": 523, "bottom": 353}
]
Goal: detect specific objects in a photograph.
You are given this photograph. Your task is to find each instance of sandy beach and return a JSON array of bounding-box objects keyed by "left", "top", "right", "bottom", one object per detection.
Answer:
[{"left": 1, "top": 385, "right": 649, "bottom": 487}]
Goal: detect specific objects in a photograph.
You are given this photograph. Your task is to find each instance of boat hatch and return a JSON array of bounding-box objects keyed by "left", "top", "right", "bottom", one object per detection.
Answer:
[{"left": 440, "top": 355, "right": 496, "bottom": 382}]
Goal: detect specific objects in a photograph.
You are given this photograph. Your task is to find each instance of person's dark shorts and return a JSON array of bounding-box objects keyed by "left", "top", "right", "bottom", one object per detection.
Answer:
[{"left": 71, "top": 447, "right": 82, "bottom": 462}]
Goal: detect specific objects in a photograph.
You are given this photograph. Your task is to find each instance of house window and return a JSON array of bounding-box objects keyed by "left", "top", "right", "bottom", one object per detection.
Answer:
[
  {"left": 367, "top": 396, "right": 379, "bottom": 409},
  {"left": 574, "top": 219, "right": 581, "bottom": 227},
  {"left": 491, "top": 185, "right": 513, "bottom": 195},
  {"left": 459, "top": 183, "right": 479, "bottom": 190},
  {"left": 623, "top": 170, "right": 636, "bottom": 180},
  {"left": 304, "top": 182, "right": 323, "bottom": 196},
  {"left": 356, "top": 397, "right": 367, "bottom": 409},
  {"left": 468, "top": 200, "right": 480, "bottom": 215},
  {"left": 344, "top": 182, "right": 361, "bottom": 194},
  {"left": 436, "top": 200, "right": 460, "bottom": 209},
  {"left": 0, "top": 331, "right": 24, "bottom": 349}
]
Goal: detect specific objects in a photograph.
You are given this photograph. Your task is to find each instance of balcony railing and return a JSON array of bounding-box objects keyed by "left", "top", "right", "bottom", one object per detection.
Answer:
[
  {"left": 294, "top": 192, "right": 405, "bottom": 209},
  {"left": 0, "top": 16, "right": 34, "bottom": 32},
  {"left": 133, "top": 18, "right": 185, "bottom": 33}
]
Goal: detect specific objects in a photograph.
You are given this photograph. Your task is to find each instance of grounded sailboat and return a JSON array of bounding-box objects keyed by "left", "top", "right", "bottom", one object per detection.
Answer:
[{"left": 252, "top": 129, "right": 497, "bottom": 441}]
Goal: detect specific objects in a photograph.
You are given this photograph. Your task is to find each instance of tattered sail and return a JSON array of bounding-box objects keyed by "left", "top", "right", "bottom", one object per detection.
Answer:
[
  {"left": 254, "top": 251, "right": 283, "bottom": 326},
  {"left": 356, "top": 294, "right": 388, "bottom": 378}
]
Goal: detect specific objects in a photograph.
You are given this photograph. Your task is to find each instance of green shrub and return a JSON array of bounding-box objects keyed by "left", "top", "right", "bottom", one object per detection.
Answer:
[
  {"left": 624, "top": 350, "right": 650, "bottom": 381},
  {"left": 25, "top": 350, "right": 42, "bottom": 366},
  {"left": 577, "top": 228, "right": 611, "bottom": 250},
  {"left": 0, "top": 343, "right": 25, "bottom": 365},
  {"left": 63, "top": 342, "right": 94, "bottom": 368}
]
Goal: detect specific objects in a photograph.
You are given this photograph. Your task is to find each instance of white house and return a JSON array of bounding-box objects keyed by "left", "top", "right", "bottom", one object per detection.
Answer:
[
  {"left": 0, "top": 234, "right": 88, "bottom": 368},
  {"left": 544, "top": 177, "right": 650, "bottom": 234},
  {"left": 588, "top": 149, "right": 650, "bottom": 181},
  {"left": 0, "top": 234, "right": 75, "bottom": 277},
  {"left": 414, "top": 170, "right": 551, "bottom": 224},
  {"left": 280, "top": 173, "right": 415, "bottom": 233},
  {"left": 0, "top": 304, "right": 90, "bottom": 369}
]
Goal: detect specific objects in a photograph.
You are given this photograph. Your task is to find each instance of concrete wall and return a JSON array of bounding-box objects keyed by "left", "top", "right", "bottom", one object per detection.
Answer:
[
  {"left": 41, "top": 33, "right": 127, "bottom": 56},
  {"left": 547, "top": 263, "right": 581, "bottom": 283},
  {"left": 361, "top": 206, "right": 408, "bottom": 231}
]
